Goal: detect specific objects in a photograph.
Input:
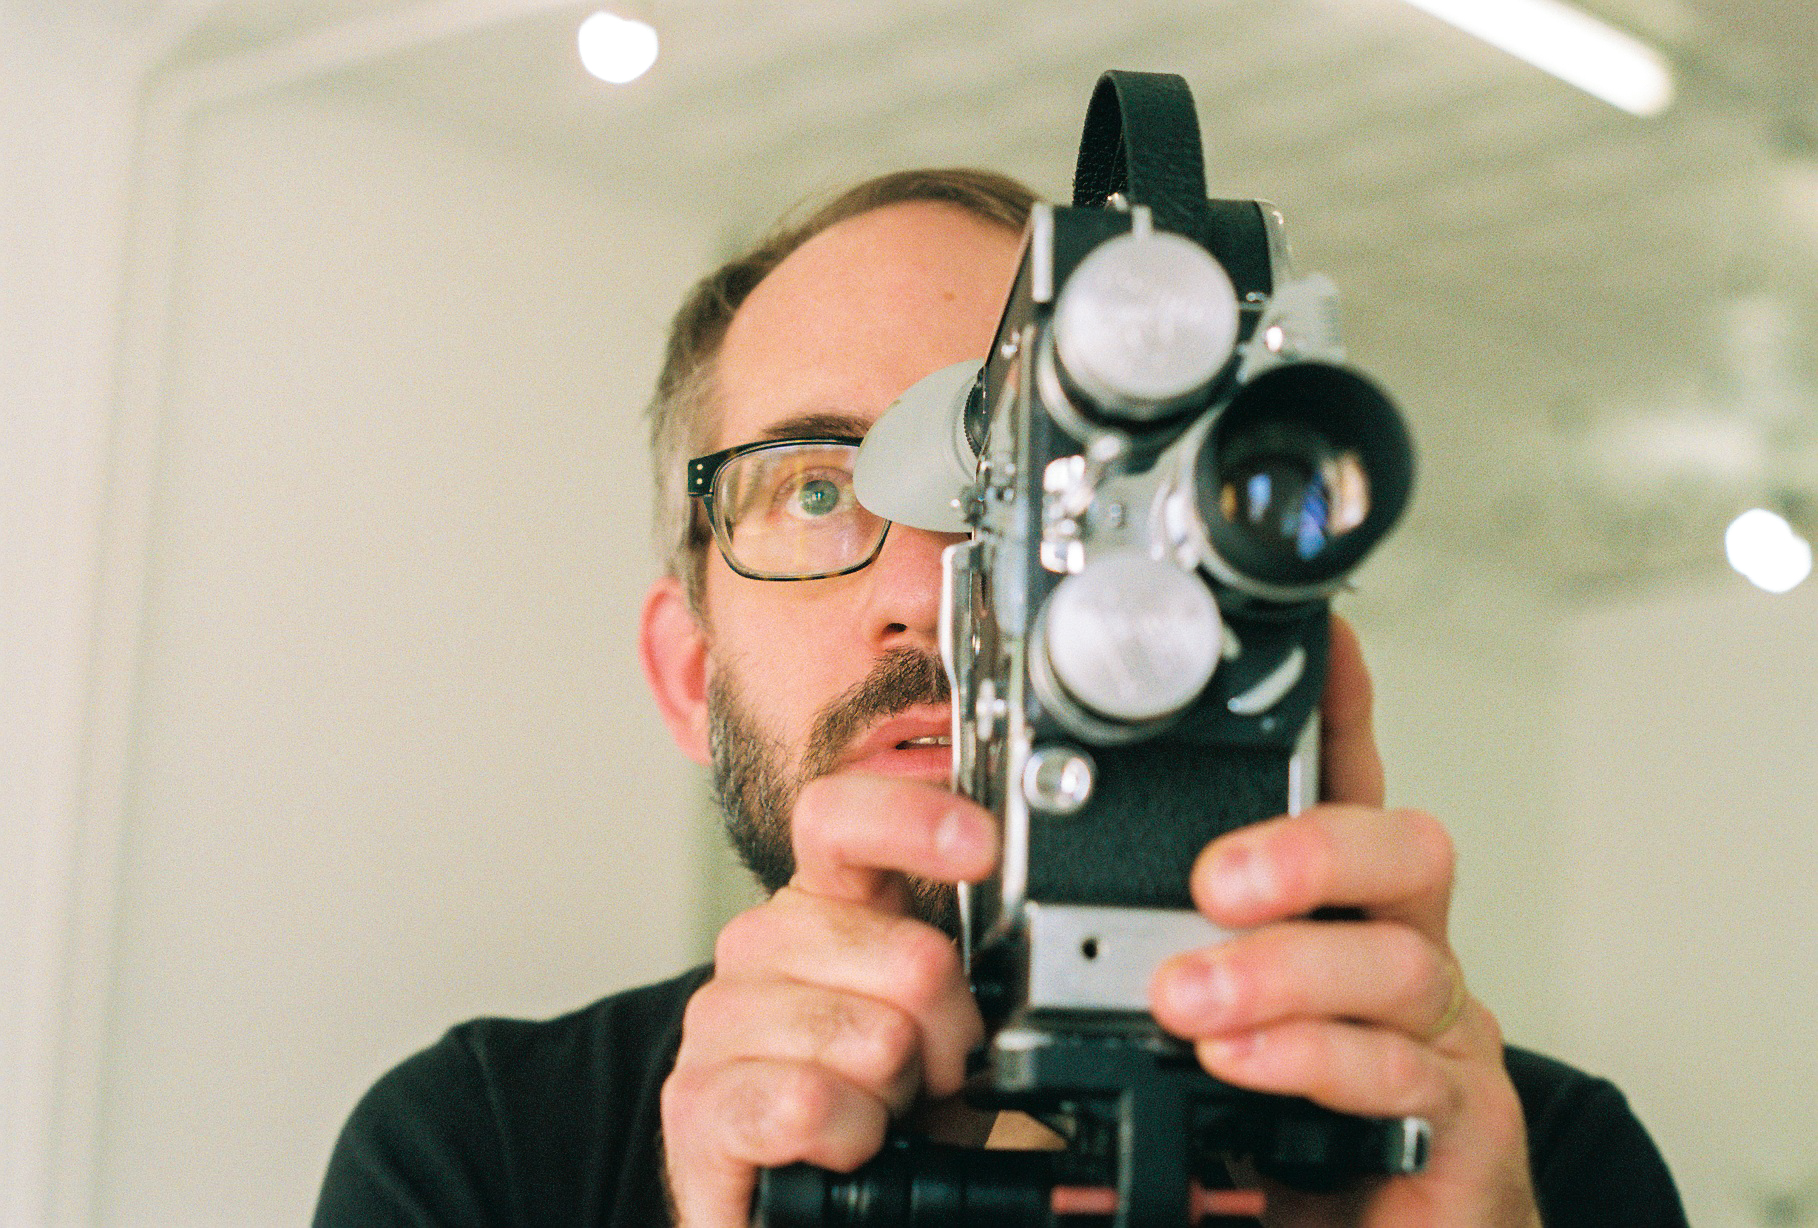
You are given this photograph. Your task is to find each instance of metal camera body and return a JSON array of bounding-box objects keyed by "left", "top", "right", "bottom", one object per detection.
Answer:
[
  {"left": 963, "top": 175, "right": 1413, "bottom": 1096},
  {"left": 755, "top": 71, "right": 1419, "bottom": 1228},
  {"left": 951, "top": 196, "right": 1353, "bottom": 1031}
]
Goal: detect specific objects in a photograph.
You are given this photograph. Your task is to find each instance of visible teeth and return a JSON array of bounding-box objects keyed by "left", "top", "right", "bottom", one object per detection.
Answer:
[{"left": 901, "top": 736, "right": 952, "bottom": 747}]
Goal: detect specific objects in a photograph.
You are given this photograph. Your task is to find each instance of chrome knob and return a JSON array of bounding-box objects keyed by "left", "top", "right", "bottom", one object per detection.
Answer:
[
  {"left": 1051, "top": 229, "right": 1239, "bottom": 420},
  {"left": 1022, "top": 746, "right": 1097, "bottom": 815},
  {"left": 1039, "top": 551, "right": 1221, "bottom": 724}
]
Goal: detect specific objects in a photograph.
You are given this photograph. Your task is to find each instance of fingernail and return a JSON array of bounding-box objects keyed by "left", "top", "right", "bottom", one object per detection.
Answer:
[
  {"left": 1204, "top": 1031, "right": 1261, "bottom": 1065},
  {"left": 935, "top": 808, "right": 988, "bottom": 866},
  {"left": 1209, "top": 846, "right": 1275, "bottom": 915},
  {"left": 1163, "top": 957, "right": 1235, "bottom": 1025}
]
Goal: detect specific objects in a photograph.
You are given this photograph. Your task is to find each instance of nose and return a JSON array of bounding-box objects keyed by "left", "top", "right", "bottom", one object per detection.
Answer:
[{"left": 860, "top": 524, "right": 968, "bottom": 654}]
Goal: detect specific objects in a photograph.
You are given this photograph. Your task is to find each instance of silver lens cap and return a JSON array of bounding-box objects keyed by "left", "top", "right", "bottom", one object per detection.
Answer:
[{"left": 1052, "top": 230, "right": 1239, "bottom": 420}]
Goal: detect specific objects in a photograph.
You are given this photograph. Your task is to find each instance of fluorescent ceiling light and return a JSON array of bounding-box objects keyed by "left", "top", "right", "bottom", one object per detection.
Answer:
[
  {"left": 1726, "top": 508, "right": 1812, "bottom": 594},
  {"left": 1399, "top": 0, "right": 1676, "bottom": 116},
  {"left": 578, "top": 11, "right": 658, "bottom": 85}
]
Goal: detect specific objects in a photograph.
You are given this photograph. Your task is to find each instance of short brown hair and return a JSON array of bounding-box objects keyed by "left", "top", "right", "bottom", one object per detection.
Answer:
[{"left": 645, "top": 168, "right": 1038, "bottom": 610}]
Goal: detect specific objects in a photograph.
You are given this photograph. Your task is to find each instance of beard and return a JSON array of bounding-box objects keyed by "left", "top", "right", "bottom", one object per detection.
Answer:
[{"left": 707, "top": 647, "right": 959, "bottom": 935}]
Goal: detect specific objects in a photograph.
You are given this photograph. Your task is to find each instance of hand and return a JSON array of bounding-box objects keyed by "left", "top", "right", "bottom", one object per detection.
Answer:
[
  {"left": 659, "top": 774, "right": 998, "bottom": 1228},
  {"left": 1150, "top": 616, "right": 1543, "bottom": 1227}
]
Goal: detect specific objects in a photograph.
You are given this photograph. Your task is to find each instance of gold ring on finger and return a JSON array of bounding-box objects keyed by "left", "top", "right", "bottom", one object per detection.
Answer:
[{"left": 1429, "top": 954, "right": 1468, "bottom": 1039}]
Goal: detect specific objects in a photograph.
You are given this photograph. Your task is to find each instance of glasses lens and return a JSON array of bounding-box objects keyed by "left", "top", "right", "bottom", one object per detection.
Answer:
[{"left": 714, "top": 442, "right": 886, "bottom": 578}]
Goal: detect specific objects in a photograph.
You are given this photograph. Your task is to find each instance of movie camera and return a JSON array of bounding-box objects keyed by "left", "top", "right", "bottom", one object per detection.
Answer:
[{"left": 757, "top": 70, "right": 1421, "bottom": 1228}]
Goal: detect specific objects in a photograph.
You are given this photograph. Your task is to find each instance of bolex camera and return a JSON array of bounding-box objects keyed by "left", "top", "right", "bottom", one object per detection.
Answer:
[{"left": 756, "top": 71, "right": 1420, "bottom": 1228}]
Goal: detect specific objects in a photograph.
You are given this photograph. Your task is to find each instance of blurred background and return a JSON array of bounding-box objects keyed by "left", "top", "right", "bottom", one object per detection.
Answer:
[{"left": 3, "top": 0, "right": 1814, "bottom": 1224}]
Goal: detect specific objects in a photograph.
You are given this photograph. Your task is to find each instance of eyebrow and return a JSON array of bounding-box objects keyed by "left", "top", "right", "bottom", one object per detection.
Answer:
[{"left": 757, "top": 411, "right": 871, "bottom": 442}]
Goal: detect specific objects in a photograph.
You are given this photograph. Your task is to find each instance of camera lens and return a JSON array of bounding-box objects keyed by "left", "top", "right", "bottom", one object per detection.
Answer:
[
  {"left": 1192, "top": 362, "right": 1412, "bottom": 600},
  {"left": 1214, "top": 423, "right": 1370, "bottom": 567}
]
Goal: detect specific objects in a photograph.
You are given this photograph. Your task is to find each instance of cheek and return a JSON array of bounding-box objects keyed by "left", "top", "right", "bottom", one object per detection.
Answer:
[{"left": 704, "top": 580, "right": 871, "bottom": 746}]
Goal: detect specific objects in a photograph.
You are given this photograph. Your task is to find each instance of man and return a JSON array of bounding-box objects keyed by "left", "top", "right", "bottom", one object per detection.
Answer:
[{"left": 315, "top": 170, "right": 1687, "bottom": 1227}]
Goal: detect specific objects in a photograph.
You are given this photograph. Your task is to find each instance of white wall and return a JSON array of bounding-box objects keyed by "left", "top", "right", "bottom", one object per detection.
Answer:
[
  {"left": 4, "top": 10, "right": 729, "bottom": 1219},
  {"left": 1558, "top": 576, "right": 1818, "bottom": 1228},
  {"left": 1353, "top": 560, "right": 1818, "bottom": 1226},
  {"left": 72, "top": 84, "right": 713, "bottom": 1226},
  {"left": 0, "top": 10, "right": 145, "bottom": 1226},
  {"left": 1348, "top": 568, "right": 1566, "bottom": 1055}
]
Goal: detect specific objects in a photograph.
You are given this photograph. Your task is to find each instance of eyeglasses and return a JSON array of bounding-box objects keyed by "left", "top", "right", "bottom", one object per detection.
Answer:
[{"left": 686, "top": 436, "right": 891, "bottom": 581}]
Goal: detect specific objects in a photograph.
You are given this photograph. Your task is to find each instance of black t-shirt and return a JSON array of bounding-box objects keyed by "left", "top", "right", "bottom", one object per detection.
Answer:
[{"left": 314, "top": 965, "right": 1689, "bottom": 1227}]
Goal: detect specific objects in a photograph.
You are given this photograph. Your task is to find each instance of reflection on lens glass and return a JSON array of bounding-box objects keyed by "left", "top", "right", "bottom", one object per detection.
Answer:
[{"left": 1218, "top": 447, "right": 1369, "bottom": 562}]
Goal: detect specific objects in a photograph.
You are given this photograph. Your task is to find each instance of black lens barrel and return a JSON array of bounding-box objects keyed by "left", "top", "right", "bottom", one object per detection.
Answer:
[
  {"left": 753, "top": 1139, "right": 1059, "bottom": 1228},
  {"left": 1195, "top": 361, "right": 1413, "bottom": 595}
]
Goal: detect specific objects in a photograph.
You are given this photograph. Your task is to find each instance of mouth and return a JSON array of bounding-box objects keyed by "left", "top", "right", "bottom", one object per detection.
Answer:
[{"left": 839, "top": 707, "right": 955, "bottom": 779}]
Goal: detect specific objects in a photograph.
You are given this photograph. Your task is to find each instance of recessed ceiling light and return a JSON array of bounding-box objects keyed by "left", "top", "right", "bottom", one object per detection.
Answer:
[
  {"left": 1725, "top": 508, "right": 1812, "bottom": 594},
  {"left": 1399, "top": 0, "right": 1676, "bottom": 117},
  {"left": 578, "top": 11, "right": 658, "bottom": 85}
]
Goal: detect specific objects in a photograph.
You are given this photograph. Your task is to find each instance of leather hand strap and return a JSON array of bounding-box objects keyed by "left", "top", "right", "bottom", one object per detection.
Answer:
[{"left": 1071, "top": 70, "right": 1210, "bottom": 242}]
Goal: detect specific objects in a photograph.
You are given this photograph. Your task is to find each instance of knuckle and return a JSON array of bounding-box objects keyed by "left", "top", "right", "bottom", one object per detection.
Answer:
[
  {"left": 676, "top": 996, "right": 716, "bottom": 1062},
  {"left": 1379, "top": 925, "right": 1439, "bottom": 1010},
  {"left": 794, "top": 994, "right": 853, "bottom": 1058},
  {"left": 677, "top": 983, "right": 724, "bottom": 1053},
  {"left": 737, "top": 1065, "right": 836, "bottom": 1161},
  {"left": 790, "top": 782, "right": 840, "bottom": 863},
  {"left": 1399, "top": 809, "right": 1456, "bottom": 883},
  {"left": 659, "top": 1065, "right": 707, "bottom": 1135},
  {"left": 837, "top": 1002, "right": 919, "bottom": 1088},
  {"left": 884, "top": 923, "right": 962, "bottom": 1011},
  {"left": 711, "top": 907, "right": 770, "bottom": 971}
]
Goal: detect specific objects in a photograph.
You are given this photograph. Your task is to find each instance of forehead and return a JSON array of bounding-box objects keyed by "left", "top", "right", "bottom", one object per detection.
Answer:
[{"left": 710, "top": 201, "right": 1023, "bottom": 451}]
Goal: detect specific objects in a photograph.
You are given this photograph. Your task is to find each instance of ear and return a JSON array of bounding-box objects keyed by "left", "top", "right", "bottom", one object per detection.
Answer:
[{"left": 639, "top": 574, "right": 712, "bottom": 766}]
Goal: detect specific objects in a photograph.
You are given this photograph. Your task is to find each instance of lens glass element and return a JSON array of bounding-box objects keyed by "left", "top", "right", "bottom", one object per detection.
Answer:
[
  {"left": 1193, "top": 362, "right": 1412, "bottom": 596},
  {"left": 1215, "top": 426, "right": 1370, "bottom": 564}
]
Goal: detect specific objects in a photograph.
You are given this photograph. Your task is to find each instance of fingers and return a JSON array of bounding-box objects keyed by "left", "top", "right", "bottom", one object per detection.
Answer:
[
  {"left": 1321, "top": 614, "right": 1385, "bottom": 807},
  {"left": 665, "top": 771, "right": 995, "bottom": 1228},
  {"left": 788, "top": 774, "right": 998, "bottom": 908},
  {"left": 1158, "top": 792, "right": 1482, "bottom": 1136},
  {"left": 662, "top": 1058, "right": 887, "bottom": 1228},
  {"left": 1153, "top": 922, "right": 1486, "bottom": 1127},
  {"left": 1163, "top": 625, "right": 1543, "bottom": 1221},
  {"left": 711, "top": 895, "right": 983, "bottom": 1096},
  {"left": 677, "top": 978, "right": 926, "bottom": 1113},
  {"left": 667, "top": 897, "right": 981, "bottom": 1228},
  {"left": 1152, "top": 919, "right": 1462, "bottom": 1044},
  {"left": 1194, "top": 1019, "right": 1465, "bottom": 1123},
  {"left": 1191, "top": 803, "right": 1456, "bottom": 940}
]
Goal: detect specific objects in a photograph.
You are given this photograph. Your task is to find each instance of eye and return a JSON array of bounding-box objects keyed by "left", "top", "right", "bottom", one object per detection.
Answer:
[{"left": 785, "top": 474, "right": 847, "bottom": 520}]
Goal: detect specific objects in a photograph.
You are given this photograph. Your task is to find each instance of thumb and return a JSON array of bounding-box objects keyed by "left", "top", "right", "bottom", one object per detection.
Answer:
[{"left": 1321, "top": 614, "right": 1385, "bottom": 807}]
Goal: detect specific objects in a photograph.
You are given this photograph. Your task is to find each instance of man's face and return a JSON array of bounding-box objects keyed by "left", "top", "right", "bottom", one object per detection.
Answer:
[{"left": 698, "top": 202, "right": 1022, "bottom": 923}]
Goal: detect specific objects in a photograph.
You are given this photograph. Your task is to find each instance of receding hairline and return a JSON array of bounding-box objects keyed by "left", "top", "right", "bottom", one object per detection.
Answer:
[
  {"left": 646, "top": 167, "right": 1040, "bottom": 611},
  {"left": 697, "top": 198, "right": 1027, "bottom": 451}
]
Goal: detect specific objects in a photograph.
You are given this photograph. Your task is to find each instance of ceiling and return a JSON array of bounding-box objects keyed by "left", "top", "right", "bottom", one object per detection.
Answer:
[{"left": 155, "top": 0, "right": 1818, "bottom": 602}]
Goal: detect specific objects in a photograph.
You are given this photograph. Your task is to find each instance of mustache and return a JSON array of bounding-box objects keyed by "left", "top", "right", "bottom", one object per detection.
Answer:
[{"left": 801, "top": 648, "right": 951, "bottom": 780}]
